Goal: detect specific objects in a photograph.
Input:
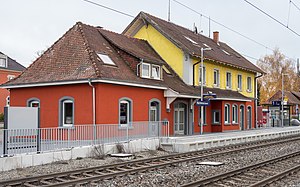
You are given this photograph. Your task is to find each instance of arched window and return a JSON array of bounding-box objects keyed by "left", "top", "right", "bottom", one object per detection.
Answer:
[
  {"left": 27, "top": 98, "right": 40, "bottom": 107},
  {"left": 224, "top": 104, "right": 230, "bottom": 124},
  {"left": 119, "top": 98, "right": 132, "bottom": 125},
  {"left": 149, "top": 99, "right": 161, "bottom": 122},
  {"left": 59, "top": 97, "right": 74, "bottom": 127},
  {"left": 232, "top": 104, "right": 238, "bottom": 124}
]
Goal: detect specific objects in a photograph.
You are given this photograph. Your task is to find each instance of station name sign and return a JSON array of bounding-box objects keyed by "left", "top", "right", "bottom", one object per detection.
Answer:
[{"left": 196, "top": 93, "right": 217, "bottom": 106}]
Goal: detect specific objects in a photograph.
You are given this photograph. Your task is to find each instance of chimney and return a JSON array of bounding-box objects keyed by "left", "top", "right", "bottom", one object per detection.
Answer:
[{"left": 213, "top": 31, "right": 219, "bottom": 43}]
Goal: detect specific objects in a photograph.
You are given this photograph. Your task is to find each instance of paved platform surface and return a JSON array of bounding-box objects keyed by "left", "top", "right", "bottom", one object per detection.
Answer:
[{"left": 160, "top": 126, "right": 300, "bottom": 153}]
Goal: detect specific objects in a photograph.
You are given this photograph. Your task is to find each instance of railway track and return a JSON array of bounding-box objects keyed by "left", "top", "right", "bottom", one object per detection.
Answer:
[
  {"left": 181, "top": 150, "right": 300, "bottom": 187},
  {"left": 1, "top": 135, "right": 300, "bottom": 187}
]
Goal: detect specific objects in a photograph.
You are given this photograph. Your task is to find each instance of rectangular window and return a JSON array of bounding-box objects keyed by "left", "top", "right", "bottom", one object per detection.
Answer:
[
  {"left": 0, "top": 58, "right": 6, "bottom": 68},
  {"left": 213, "top": 110, "right": 220, "bottom": 124},
  {"left": 63, "top": 101, "right": 73, "bottom": 126},
  {"left": 237, "top": 75, "right": 242, "bottom": 91},
  {"left": 247, "top": 77, "right": 252, "bottom": 91},
  {"left": 226, "top": 72, "right": 232, "bottom": 89},
  {"left": 97, "top": 53, "right": 116, "bottom": 65},
  {"left": 141, "top": 63, "right": 150, "bottom": 78},
  {"left": 199, "top": 107, "right": 206, "bottom": 124},
  {"left": 213, "top": 69, "right": 220, "bottom": 87},
  {"left": 199, "top": 66, "right": 206, "bottom": 85},
  {"left": 151, "top": 65, "right": 161, "bottom": 80}
]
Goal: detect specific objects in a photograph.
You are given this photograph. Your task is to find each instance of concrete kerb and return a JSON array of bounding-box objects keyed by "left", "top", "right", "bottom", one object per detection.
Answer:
[{"left": 0, "top": 138, "right": 160, "bottom": 172}]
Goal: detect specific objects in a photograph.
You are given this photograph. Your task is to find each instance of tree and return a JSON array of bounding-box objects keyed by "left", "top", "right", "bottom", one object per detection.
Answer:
[{"left": 257, "top": 48, "right": 299, "bottom": 104}]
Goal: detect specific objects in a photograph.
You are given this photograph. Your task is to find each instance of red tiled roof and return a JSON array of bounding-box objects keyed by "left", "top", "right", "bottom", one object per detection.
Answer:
[
  {"left": 123, "top": 12, "right": 264, "bottom": 74},
  {"left": 267, "top": 90, "right": 300, "bottom": 105},
  {"left": 3, "top": 22, "right": 252, "bottom": 101}
]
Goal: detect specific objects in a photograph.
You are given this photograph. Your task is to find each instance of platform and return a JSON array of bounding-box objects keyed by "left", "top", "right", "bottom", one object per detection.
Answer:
[{"left": 160, "top": 126, "right": 300, "bottom": 153}]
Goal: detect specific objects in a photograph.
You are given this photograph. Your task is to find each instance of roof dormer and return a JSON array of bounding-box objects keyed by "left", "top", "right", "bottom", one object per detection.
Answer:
[
  {"left": 0, "top": 54, "right": 7, "bottom": 68},
  {"left": 139, "top": 62, "right": 162, "bottom": 80}
]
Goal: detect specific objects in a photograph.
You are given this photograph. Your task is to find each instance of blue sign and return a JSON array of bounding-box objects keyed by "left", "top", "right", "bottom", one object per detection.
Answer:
[
  {"left": 196, "top": 92, "right": 217, "bottom": 106},
  {"left": 272, "top": 101, "right": 281, "bottom": 106},
  {"left": 196, "top": 99, "right": 210, "bottom": 106}
]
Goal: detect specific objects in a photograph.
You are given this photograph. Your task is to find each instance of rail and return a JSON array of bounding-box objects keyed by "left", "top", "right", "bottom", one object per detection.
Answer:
[{"left": 1, "top": 135, "right": 300, "bottom": 186}]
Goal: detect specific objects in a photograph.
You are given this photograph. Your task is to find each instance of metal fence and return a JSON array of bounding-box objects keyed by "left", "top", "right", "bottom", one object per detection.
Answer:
[{"left": 0, "top": 121, "right": 169, "bottom": 157}]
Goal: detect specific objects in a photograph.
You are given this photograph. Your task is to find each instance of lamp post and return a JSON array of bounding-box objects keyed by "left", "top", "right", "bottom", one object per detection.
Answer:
[
  {"left": 200, "top": 47, "right": 211, "bottom": 134},
  {"left": 281, "top": 73, "right": 288, "bottom": 127}
]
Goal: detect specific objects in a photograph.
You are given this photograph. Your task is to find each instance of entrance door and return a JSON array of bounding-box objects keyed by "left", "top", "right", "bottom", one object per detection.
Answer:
[
  {"left": 174, "top": 106, "right": 185, "bottom": 135},
  {"left": 149, "top": 101, "right": 160, "bottom": 136},
  {"left": 247, "top": 106, "right": 252, "bottom": 129},
  {"left": 240, "top": 105, "right": 245, "bottom": 130}
]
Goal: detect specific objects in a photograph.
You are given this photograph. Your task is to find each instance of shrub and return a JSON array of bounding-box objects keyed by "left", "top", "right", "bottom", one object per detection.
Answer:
[{"left": 0, "top": 113, "right": 4, "bottom": 122}]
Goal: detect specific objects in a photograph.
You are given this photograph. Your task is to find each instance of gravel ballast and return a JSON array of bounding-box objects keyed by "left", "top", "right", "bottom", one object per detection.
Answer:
[{"left": 1, "top": 140, "right": 300, "bottom": 186}]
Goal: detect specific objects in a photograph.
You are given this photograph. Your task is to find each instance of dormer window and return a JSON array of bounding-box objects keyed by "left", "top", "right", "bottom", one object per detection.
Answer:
[
  {"left": 0, "top": 56, "right": 7, "bottom": 68},
  {"left": 140, "top": 63, "right": 161, "bottom": 80},
  {"left": 152, "top": 65, "right": 161, "bottom": 80},
  {"left": 142, "top": 63, "right": 150, "bottom": 78},
  {"left": 97, "top": 53, "right": 115, "bottom": 65}
]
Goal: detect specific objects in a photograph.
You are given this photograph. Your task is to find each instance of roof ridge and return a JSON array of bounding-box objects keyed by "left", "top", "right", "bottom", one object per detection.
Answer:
[
  {"left": 76, "top": 22, "right": 101, "bottom": 78},
  {"left": 6, "top": 22, "right": 84, "bottom": 85},
  {"left": 99, "top": 29, "right": 162, "bottom": 63}
]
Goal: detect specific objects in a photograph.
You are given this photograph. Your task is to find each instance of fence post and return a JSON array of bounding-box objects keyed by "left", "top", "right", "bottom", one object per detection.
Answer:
[
  {"left": 3, "top": 107, "right": 8, "bottom": 156},
  {"left": 37, "top": 108, "right": 41, "bottom": 153}
]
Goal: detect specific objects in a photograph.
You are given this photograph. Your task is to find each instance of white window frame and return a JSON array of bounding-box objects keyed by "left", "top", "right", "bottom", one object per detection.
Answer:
[
  {"left": 237, "top": 74, "right": 242, "bottom": 91},
  {"left": 232, "top": 104, "right": 238, "bottom": 124},
  {"left": 151, "top": 64, "right": 161, "bottom": 80},
  {"left": 30, "top": 101, "right": 40, "bottom": 107},
  {"left": 199, "top": 65, "right": 206, "bottom": 85},
  {"left": 141, "top": 63, "right": 151, "bottom": 78},
  {"left": 247, "top": 76, "right": 252, "bottom": 92},
  {"left": 62, "top": 100, "right": 74, "bottom": 127},
  {"left": 225, "top": 104, "right": 230, "bottom": 124},
  {"left": 97, "top": 53, "right": 116, "bottom": 65},
  {"left": 7, "top": 75, "right": 15, "bottom": 81},
  {"left": 119, "top": 99, "right": 133, "bottom": 127},
  {"left": 212, "top": 110, "right": 220, "bottom": 124},
  {"left": 213, "top": 69, "right": 220, "bottom": 87},
  {"left": 226, "top": 72, "right": 232, "bottom": 89},
  {"left": 0, "top": 57, "right": 7, "bottom": 68}
]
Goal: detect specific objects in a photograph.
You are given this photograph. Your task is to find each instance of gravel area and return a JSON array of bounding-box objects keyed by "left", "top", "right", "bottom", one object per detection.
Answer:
[{"left": 1, "top": 140, "right": 300, "bottom": 186}]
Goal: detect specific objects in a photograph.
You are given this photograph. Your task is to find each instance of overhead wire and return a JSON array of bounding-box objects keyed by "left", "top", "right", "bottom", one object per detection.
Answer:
[
  {"left": 244, "top": 0, "right": 300, "bottom": 37},
  {"left": 172, "top": 0, "right": 273, "bottom": 52},
  {"left": 82, "top": 0, "right": 134, "bottom": 18},
  {"left": 291, "top": 0, "right": 300, "bottom": 11},
  {"left": 82, "top": 0, "right": 295, "bottom": 61}
]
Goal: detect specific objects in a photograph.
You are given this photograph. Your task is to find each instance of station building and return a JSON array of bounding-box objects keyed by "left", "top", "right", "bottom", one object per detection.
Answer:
[
  {"left": 3, "top": 12, "right": 264, "bottom": 135},
  {"left": 123, "top": 12, "right": 264, "bottom": 134}
]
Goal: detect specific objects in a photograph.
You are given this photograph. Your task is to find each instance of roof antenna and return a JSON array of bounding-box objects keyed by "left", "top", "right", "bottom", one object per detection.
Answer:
[
  {"left": 208, "top": 16, "right": 211, "bottom": 38},
  {"left": 168, "top": 0, "right": 171, "bottom": 22},
  {"left": 297, "top": 58, "right": 299, "bottom": 76}
]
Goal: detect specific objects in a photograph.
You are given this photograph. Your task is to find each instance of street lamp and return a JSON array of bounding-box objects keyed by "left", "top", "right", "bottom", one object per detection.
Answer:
[
  {"left": 281, "top": 73, "right": 288, "bottom": 127},
  {"left": 200, "top": 47, "right": 211, "bottom": 134}
]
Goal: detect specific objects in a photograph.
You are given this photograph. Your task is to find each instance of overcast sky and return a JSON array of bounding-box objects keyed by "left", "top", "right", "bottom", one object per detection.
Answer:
[{"left": 1, "top": 0, "right": 299, "bottom": 67}]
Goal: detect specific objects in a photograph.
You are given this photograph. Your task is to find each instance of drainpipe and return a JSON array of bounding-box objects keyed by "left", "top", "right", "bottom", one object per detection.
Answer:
[
  {"left": 255, "top": 73, "right": 263, "bottom": 129},
  {"left": 192, "top": 61, "right": 201, "bottom": 87},
  {"left": 88, "top": 79, "right": 96, "bottom": 125}
]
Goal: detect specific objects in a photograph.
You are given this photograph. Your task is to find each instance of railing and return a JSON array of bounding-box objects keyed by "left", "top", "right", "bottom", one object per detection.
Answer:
[{"left": 0, "top": 121, "right": 169, "bottom": 157}]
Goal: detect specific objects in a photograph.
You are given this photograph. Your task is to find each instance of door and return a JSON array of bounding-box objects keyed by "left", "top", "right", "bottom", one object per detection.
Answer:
[
  {"left": 174, "top": 107, "right": 185, "bottom": 135},
  {"left": 240, "top": 105, "right": 244, "bottom": 130},
  {"left": 149, "top": 101, "right": 159, "bottom": 136},
  {"left": 247, "top": 106, "right": 252, "bottom": 129}
]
